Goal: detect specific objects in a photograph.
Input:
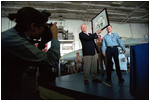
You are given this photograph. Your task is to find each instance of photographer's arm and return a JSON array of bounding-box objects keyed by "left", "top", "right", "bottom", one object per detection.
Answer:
[
  {"left": 38, "top": 22, "right": 58, "bottom": 50},
  {"left": 37, "top": 22, "right": 60, "bottom": 67},
  {"left": 51, "top": 22, "right": 58, "bottom": 39},
  {"left": 8, "top": 39, "right": 60, "bottom": 68},
  {"left": 44, "top": 22, "right": 60, "bottom": 67},
  {"left": 2, "top": 26, "right": 60, "bottom": 68}
]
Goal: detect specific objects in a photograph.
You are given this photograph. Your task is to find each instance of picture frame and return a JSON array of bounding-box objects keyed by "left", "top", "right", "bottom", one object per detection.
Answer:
[{"left": 91, "top": 8, "right": 110, "bottom": 33}]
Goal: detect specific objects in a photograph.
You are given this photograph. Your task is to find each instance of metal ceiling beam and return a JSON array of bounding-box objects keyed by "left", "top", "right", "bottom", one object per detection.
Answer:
[
  {"left": 40, "top": 1, "right": 147, "bottom": 11},
  {"left": 2, "top": 1, "right": 147, "bottom": 11},
  {"left": 83, "top": 1, "right": 91, "bottom": 20},
  {"left": 120, "top": 1, "right": 148, "bottom": 24},
  {"left": 1, "top": 1, "right": 148, "bottom": 24}
]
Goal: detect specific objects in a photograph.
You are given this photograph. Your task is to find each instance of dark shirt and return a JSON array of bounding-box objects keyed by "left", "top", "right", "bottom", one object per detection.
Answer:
[{"left": 1, "top": 27, "right": 60, "bottom": 99}]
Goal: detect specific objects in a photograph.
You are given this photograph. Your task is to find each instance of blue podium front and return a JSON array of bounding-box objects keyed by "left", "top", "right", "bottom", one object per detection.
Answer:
[{"left": 130, "top": 43, "right": 149, "bottom": 99}]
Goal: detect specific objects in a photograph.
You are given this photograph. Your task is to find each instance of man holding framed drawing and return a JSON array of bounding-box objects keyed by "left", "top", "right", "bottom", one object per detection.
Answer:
[
  {"left": 79, "top": 24, "right": 102, "bottom": 84},
  {"left": 79, "top": 8, "right": 109, "bottom": 84}
]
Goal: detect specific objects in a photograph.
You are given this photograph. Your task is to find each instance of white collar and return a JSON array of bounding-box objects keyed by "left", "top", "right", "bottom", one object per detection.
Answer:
[
  {"left": 108, "top": 33, "right": 112, "bottom": 35},
  {"left": 84, "top": 31, "right": 88, "bottom": 34},
  {"left": 84, "top": 31, "right": 89, "bottom": 36}
]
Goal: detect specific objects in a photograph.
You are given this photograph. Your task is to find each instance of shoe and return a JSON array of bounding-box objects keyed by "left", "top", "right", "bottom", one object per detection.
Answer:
[
  {"left": 84, "top": 80, "right": 89, "bottom": 84},
  {"left": 105, "top": 78, "right": 111, "bottom": 81},
  {"left": 92, "top": 79, "right": 102, "bottom": 83},
  {"left": 119, "top": 78, "right": 124, "bottom": 82}
]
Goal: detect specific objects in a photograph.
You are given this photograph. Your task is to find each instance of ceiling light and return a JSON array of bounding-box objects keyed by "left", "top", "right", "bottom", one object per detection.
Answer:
[{"left": 111, "top": 1, "right": 123, "bottom": 6}]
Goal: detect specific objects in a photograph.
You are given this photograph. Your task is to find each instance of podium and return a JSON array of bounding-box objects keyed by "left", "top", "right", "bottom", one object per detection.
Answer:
[{"left": 130, "top": 43, "right": 149, "bottom": 99}]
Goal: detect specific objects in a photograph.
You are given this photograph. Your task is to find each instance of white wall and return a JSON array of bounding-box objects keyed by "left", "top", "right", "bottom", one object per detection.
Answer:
[
  {"left": 1, "top": 17, "right": 149, "bottom": 56},
  {"left": 1, "top": 17, "right": 16, "bottom": 32}
]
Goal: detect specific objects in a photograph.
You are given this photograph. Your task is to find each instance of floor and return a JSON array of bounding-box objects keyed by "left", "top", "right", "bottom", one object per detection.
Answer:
[{"left": 40, "top": 71, "right": 135, "bottom": 100}]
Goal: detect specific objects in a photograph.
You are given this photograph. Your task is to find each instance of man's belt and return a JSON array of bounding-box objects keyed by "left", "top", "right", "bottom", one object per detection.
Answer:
[{"left": 107, "top": 46, "right": 117, "bottom": 48}]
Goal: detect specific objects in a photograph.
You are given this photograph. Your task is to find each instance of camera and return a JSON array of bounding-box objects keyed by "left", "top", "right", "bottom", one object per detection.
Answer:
[{"left": 38, "top": 10, "right": 53, "bottom": 50}]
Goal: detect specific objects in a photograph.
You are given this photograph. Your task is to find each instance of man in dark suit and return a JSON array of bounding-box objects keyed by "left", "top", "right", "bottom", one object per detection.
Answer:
[{"left": 79, "top": 24, "right": 102, "bottom": 84}]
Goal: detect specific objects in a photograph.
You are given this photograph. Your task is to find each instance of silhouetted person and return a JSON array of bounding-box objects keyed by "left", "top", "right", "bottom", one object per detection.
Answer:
[{"left": 1, "top": 7, "right": 60, "bottom": 99}]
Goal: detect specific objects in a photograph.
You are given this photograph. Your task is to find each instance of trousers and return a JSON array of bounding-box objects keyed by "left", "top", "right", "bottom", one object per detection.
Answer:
[
  {"left": 106, "top": 47, "right": 122, "bottom": 79},
  {"left": 83, "top": 53, "right": 97, "bottom": 80},
  {"left": 98, "top": 53, "right": 107, "bottom": 74},
  {"left": 76, "top": 63, "right": 82, "bottom": 72}
]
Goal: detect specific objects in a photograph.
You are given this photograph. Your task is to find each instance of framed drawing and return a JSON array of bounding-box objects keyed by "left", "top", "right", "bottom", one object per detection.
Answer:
[{"left": 91, "top": 8, "right": 110, "bottom": 33}]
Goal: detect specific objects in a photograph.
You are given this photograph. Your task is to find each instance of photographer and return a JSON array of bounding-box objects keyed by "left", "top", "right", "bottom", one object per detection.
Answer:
[{"left": 1, "top": 7, "right": 60, "bottom": 99}]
